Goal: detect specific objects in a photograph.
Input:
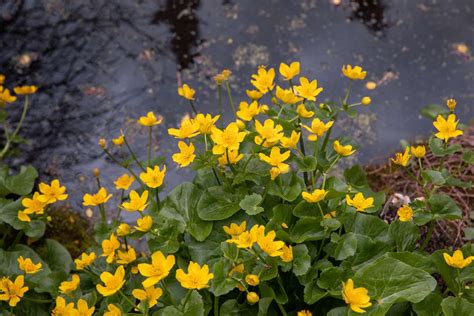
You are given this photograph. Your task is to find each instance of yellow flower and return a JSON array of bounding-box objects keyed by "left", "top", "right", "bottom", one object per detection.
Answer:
[
  {"left": 433, "top": 114, "right": 463, "bottom": 142},
  {"left": 302, "top": 189, "right": 328, "bottom": 203},
  {"left": 195, "top": 113, "right": 219, "bottom": 134},
  {"left": 17, "top": 211, "right": 31, "bottom": 222},
  {"left": 294, "top": 77, "right": 323, "bottom": 101},
  {"left": 246, "top": 89, "right": 263, "bottom": 100},
  {"left": 259, "top": 104, "right": 269, "bottom": 113},
  {"left": 237, "top": 101, "right": 260, "bottom": 121},
  {"left": 279, "top": 61, "right": 300, "bottom": 80},
  {"left": 211, "top": 122, "right": 246, "bottom": 155},
  {"left": 104, "top": 304, "right": 122, "bottom": 316},
  {"left": 213, "top": 74, "right": 225, "bottom": 84},
  {"left": 281, "top": 222, "right": 288, "bottom": 229},
  {"left": 251, "top": 66, "right": 275, "bottom": 93},
  {"left": 132, "top": 286, "right": 163, "bottom": 308},
  {"left": 176, "top": 261, "right": 214, "bottom": 290},
  {"left": 324, "top": 211, "right": 337, "bottom": 219},
  {"left": 443, "top": 250, "right": 474, "bottom": 269},
  {"left": 0, "top": 275, "right": 28, "bottom": 307},
  {"left": 275, "top": 86, "right": 302, "bottom": 104},
  {"left": 397, "top": 205, "right": 413, "bottom": 222},
  {"left": 365, "top": 81, "right": 377, "bottom": 90},
  {"left": 168, "top": 115, "right": 200, "bottom": 139},
  {"left": 342, "top": 278, "right": 372, "bottom": 313},
  {"left": 235, "top": 119, "right": 246, "bottom": 130},
  {"left": 38, "top": 179, "right": 68, "bottom": 204},
  {"left": 112, "top": 134, "right": 124, "bottom": 146},
  {"left": 280, "top": 131, "right": 300, "bottom": 149},
  {"left": 410, "top": 145, "right": 426, "bottom": 159},
  {"left": 0, "top": 74, "right": 4, "bottom": 84},
  {"left": 121, "top": 190, "right": 149, "bottom": 212},
  {"left": 22, "top": 192, "right": 46, "bottom": 214},
  {"left": 178, "top": 84, "right": 195, "bottom": 100},
  {"left": 96, "top": 265, "right": 126, "bottom": 297},
  {"left": 391, "top": 147, "right": 411, "bottom": 167},
  {"left": 254, "top": 119, "right": 284, "bottom": 147},
  {"left": 102, "top": 234, "right": 120, "bottom": 264},
  {"left": 346, "top": 192, "right": 374, "bottom": 212},
  {"left": 0, "top": 88, "right": 17, "bottom": 105},
  {"left": 296, "top": 104, "right": 314, "bottom": 118},
  {"left": 223, "top": 221, "right": 247, "bottom": 239},
  {"left": 14, "top": 85, "right": 38, "bottom": 95},
  {"left": 117, "top": 223, "right": 131, "bottom": 236},
  {"left": 138, "top": 111, "right": 162, "bottom": 127},
  {"left": 259, "top": 147, "right": 291, "bottom": 180},
  {"left": 76, "top": 298, "right": 95, "bottom": 316},
  {"left": 75, "top": 252, "right": 96, "bottom": 270},
  {"left": 140, "top": 165, "right": 166, "bottom": 188},
  {"left": 229, "top": 264, "right": 244, "bottom": 277},
  {"left": 82, "top": 187, "right": 112, "bottom": 206},
  {"left": 114, "top": 174, "right": 135, "bottom": 190},
  {"left": 446, "top": 98, "right": 456, "bottom": 111},
  {"left": 245, "top": 274, "right": 260, "bottom": 286},
  {"left": 302, "top": 118, "right": 333, "bottom": 141},
  {"left": 59, "top": 274, "right": 80, "bottom": 294},
  {"left": 218, "top": 150, "right": 244, "bottom": 166},
  {"left": 135, "top": 216, "right": 153, "bottom": 232},
  {"left": 172, "top": 141, "right": 196, "bottom": 167},
  {"left": 138, "top": 251, "right": 176, "bottom": 288},
  {"left": 257, "top": 230, "right": 285, "bottom": 257},
  {"left": 333, "top": 140, "right": 356, "bottom": 156},
  {"left": 361, "top": 96, "right": 371, "bottom": 106},
  {"left": 51, "top": 296, "right": 75, "bottom": 316},
  {"left": 280, "top": 245, "right": 293, "bottom": 262},
  {"left": 342, "top": 65, "right": 367, "bottom": 80},
  {"left": 298, "top": 310, "right": 312, "bottom": 316},
  {"left": 116, "top": 247, "right": 137, "bottom": 265},
  {"left": 247, "top": 292, "right": 259, "bottom": 304},
  {"left": 98, "top": 138, "right": 107, "bottom": 149},
  {"left": 17, "top": 256, "right": 42, "bottom": 274}
]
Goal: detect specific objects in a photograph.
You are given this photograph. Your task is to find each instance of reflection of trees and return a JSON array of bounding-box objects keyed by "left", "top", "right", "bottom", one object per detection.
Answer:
[
  {"left": 349, "top": 0, "right": 388, "bottom": 35},
  {"left": 152, "top": 0, "right": 203, "bottom": 71}
]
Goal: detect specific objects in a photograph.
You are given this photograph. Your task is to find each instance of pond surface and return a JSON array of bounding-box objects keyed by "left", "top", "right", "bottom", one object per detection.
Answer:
[{"left": 0, "top": 0, "right": 472, "bottom": 215}]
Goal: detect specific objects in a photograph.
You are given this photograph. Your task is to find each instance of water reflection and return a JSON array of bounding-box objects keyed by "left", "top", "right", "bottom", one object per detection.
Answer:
[{"left": 348, "top": 0, "right": 388, "bottom": 35}]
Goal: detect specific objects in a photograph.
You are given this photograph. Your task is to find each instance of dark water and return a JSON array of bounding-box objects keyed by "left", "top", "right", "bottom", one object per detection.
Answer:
[{"left": 0, "top": 0, "right": 472, "bottom": 216}]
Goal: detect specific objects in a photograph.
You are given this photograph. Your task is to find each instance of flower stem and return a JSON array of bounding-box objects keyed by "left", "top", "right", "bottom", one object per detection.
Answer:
[
  {"left": 181, "top": 290, "right": 193, "bottom": 311},
  {"left": 0, "top": 95, "right": 29, "bottom": 160},
  {"left": 189, "top": 100, "right": 198, "bottom": 116},
  {"left": 217, "top": 85, "right": 223, "bottom": 125},
  {"left": 213, "top": 295, "right": 219, "bottom": 316},
  {"left": 119, "top": 290, "right": 139, "bottom": 310},
  {"left": 124, "top": 137, "right": 146, "bottom": 172},
  {"left": 420, "top": 220, "right": 435, "bottom": 251},
  {"left": 147, "top": 126, "right": 152, "bottom": 167},
  {"left": 225, "top": 81, "right": 236, "bottom": 115}
]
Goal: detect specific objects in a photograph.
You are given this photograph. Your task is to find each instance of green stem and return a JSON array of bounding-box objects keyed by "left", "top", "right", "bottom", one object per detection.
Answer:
[
  {"left": 0, "top": 95, "right": 29, "bottom": 159},
  {"left": 120, "top": 290, "right": 139, "bottom": 310},
  {"left": 102, "top": 148, "right": 145, "bottom": 188},
  {"left": 124, "top": 137, "right": 146, "bottom": 172},
  {"left": 213, "top": 295, "right": 219, "bottom": 316},
  {"left": 8, "top": 230, "right": 23, "bottom": 250},
  {"left": 22, "top": 297, "right": 52, "bottom": 303},
  {"left": 189, "top": 100, "right": 198, "bottom": 116},
  {"left": 225, "top": 81, "right": 236, "bottom": 115},
  {"left": 420, "top": 220, "right": 435, "bottom": 251},
  {"left": 343, "top": 79, "right": 353, "bottom": 105},
  {"left": 98, "top": 204, "right": 106, "bottom": 224},
  {"left": 155, "top": 188, "right": 161, "bottom": 209},
  {"left": 217, "top": 85, "right": 223, "bottom": 125},
  {"left": 181, "top": 290, "right": 193, "bottom": 311},
  {"left": 147, "top": 126, "right": 152, "bottom": 167},
  {"left": 277, "top": 302, "right": 287, "bottom": 316},
  {"left": 297, "top": 119, "right": 309, "bottom": 186}
]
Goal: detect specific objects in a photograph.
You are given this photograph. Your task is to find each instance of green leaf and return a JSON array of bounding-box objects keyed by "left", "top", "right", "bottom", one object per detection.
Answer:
[
  {"left": 43, "top": 239, "right": 73, "bottom": 274},
  {"left": 441, "top": 296, "right": 474, "bottom": 316},
  {"left": 293, "top": 201, "right": 319, "bottom": 218},
  {"left": 0, "top": 198, "right": 46, "bottom": 238},
  {"left": 219, "top": 299, "right": 241, "bottom": 315},
  {"left": 429, "top": 137, "right": 462, "bottom": 157},
  {"left": 344, "top": 165, "right": 368, "bottom": 187},
  {"left": 209, "top": 260, "right": 237, "bottom": 296},
  {"left": 4, "top": 165, "right": 38, "bottom": 195},
  {"left": 317, "top": 267, "right": 344, "bottom": 290},
  {"left": 420, "top": 104, "right": 449, "bottom": 120},
  {"left": 428, "top": 193, "right": 462, "bottom": 221},
  {"left": 421, "top": 170, "right": 445, "bottom": 185},
  {"left": 387, "top": 252, "right": 435, "bottom": 274},
  {"left": 292, "top": 244, "right": 311, "bottom": 276},
  {"left": 268, "top": 172, "right": 304, "bottom": 202},
  {"left": 388, "top": 220, "right": 420, "bottom": 251},
  {"left": 349, "top": 213, "right": 389, "bottom": 242},
  {"left": 294, "top": 155, "right": 317, "bottom": 172},
  {"left": 239, "top": 194, "right": 264, "bottom": 215},
  {"left": 160, "top": 183, "right": 213, "bottom": 241},
  {"left": 462, "top": 150, "right": 474, "bottom": 164},
  {"left": 290, "top": 217, "right": 326, "bottom": 243},
  {"left": 332, "top": 233, "right": 358, "bottom": 260},
  {"left": 353, "top": 256, "right": 437, "bottom": 313},
  {"left": 197, "top": 186, "right": 242, "bottom": 221},
  {"left": 412, "top": 292, "right": 443, "bottom": 316},
  {"left": 304, "top": 281, "right": 327, "bottom": 304}
]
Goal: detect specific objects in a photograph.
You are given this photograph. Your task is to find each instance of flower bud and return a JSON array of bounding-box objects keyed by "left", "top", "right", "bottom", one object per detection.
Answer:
[
  {"left": 246, "top": 292, "right": 259, "bottom": 304},
  {"left": 245, "top": 274, "right": 260, "bottom": 286},
  {"left": 365, "top": 81, "right": 377, "bottom": 90},
  {"left": 93, "top": 168, "right": 100, "bottom": 177},
  {"left": 446, "top": 98, "right": 456, "bottom": 111},
  {"left": 98, "top": 138, "right": 107, "bottom": 149},
  {"left": 361, "top": 96, "right": 371, "bottom": 106}
]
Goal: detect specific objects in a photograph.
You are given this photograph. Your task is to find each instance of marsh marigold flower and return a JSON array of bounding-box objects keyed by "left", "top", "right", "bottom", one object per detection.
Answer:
[
  {"left": 135, "top": 215, "right": 153, "bottom": 232},
  {"left": 140, "top": 165, "right": 166, "bottom": 188},
  {"left": 98, "top": 138, "right": 107, "bottom": 149},
  {"left": 138, "top": 111, "right": 162, "bottom": 127},
  {"left": 218, "top": 150, "right": 244, "bottom": 166},
  {"left": 298, "top": 310, "right": 312, "bottom": 316},
  {"left": 275, "top": 86, "right": 302, "bottom": 104},
  {"left": 280, "top": 131, "right": 301, "bottom": 149},
  {"left": 0, "top": 275, "right": 28, "bottom": 307},
  {"left": 259, "top": 147, "right": 291, "bottom": 180},
  {"left": 132, "top": 286, "right": 163, "bottom": 309},
  {"left": 172, "top": 141, "right": 195, "bottom": 167},
  {"left": 0, "top": 88, "right": 17, "bottom": 105},
  {"left": 342, "top": 65, "right": 367, "bottom": 80},
  {"left": 102, "top": 234, "right": 120, "bottom": 264},
  {"left": 223, "top": 221, "right": 247, "bottom": 239},
  {"left": 237, "top": 101, "right": 260, "bottom": 121},
  {"left": 397, "top": 205, "right": 413, "bottom": 222},
  {"left": 247, "top": 292, "right": 259, "bottom": 304},
  {"left": 245, "top": 274, "right": 260, "bottom": 286},
  {"left": 59, "top": 274, "right": 80, "bottom": 294},
  {"left": 211, "top": 122, "right": 246, "bottom": 155},
  {"left": 279, "top": 61, "right": 300, "bottom": 80},
  {"left": 176, "top": 261, "right": 214, "bottom": 290},
  {"left": 14, "top": 85, "right": 38, "bottom": 95},
  {"left": 104, "top": 304, "right": 122, "bottom": 316},
  {"left": 302, "top": 118, "right": 333, "bottom": 141},
  {"left": 195, "top": 113, "right": 219, "bottom": 134},
  {"left": 76, "top": 299, "right": 95, "bottom": 316},
  {"left": 346, "top": 192, "right": 374, "bottom": 212},
  {"left": 17, "top": 211, "right": 31, "bottom": 222},
  {"left": 333, "top": 140, "right": 356, "bottom": 157},
  {"left": 254, "top": 119, "right": 284, "bottom": 147},
  {"left": 342, "top": 279, "right": 372, "bottom": 313},
  {"left": 17, "top": 256, "right": 42, "bottom": 274},
  {"left": 302, "top": 189, "right": 328, "bottom": 203},
  {"left": 138, "top": 251, "right": 176, "bottom": 288},
  {"left": 446, "top": 98, "right": 456, "bottom": 111},
  {"left": 168, "top": 115, "right": 200, "bottom": 139},
  {"left": 257, "top": 230, "right": 285, "bottom": 257},
  {"left": 443, "top": 249, "right": 474, "bottom": 269},
  {"left": 75, "top": 252, "right": 96, "bottom": 270},
  {"left": 82, "top": 187, "right": 112, "bottom": 206},
  {"left": 251, "top": 66, "right": 275, "bottom": 94},
  {"left": 410, "top": 145, "right": 426, "bottom": 159},
  {"left": 121, "top": 190, "right": 149, "bottom": 212},
  {"left": 365, "top": 81, "right": 377, "bottom": 90},
  {"left": 177, "top": 83, "right": 195, "bottom": 100},
  {"left": 51, "top": 296, "right": 75, "bottom": 315},
  {"left": 112, "top": 134, "right": 124, "bottom": 146},
  {"left": 117, "top": 223, "right": 131, "bottom": 236},
  {"left": 114, "top": 173, "right": 135, "bottom": 190},
  {"left": 433, "top": 114, "right": 463, "bottom": 142},
  {"left": 38, "top": 179, "right": 68, "bottom": 204},
  {"left": 116, "top": 247, "right": 137, "bottom": 265},
  {"left": 294, "top": 77, "right": 323, "bottom": 101},
  {"left": 96, "top": 265, "right": 126, "bottom": 297},
  {"left": 246, "top": 89, "right": 263, "bottom": 100},
  {"left": 391, "top": 147, "right": 411, "bottom": 167},
  {"left": 280, "top": 245, "right": 293, "bottom": 262},
  {"left": 361, "top": 96, "right": 371, "bottom": 106},
  {"left": 22, "top": 192, "right": 46, "bottom": 214},
  {"left": 296, "top": 104, "right": 314, "bottom": 118}
]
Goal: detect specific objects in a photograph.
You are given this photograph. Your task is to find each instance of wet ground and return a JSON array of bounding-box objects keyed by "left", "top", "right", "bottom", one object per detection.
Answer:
[{"left": 0, "top": 0, "right": 472, "bottom": 218}]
